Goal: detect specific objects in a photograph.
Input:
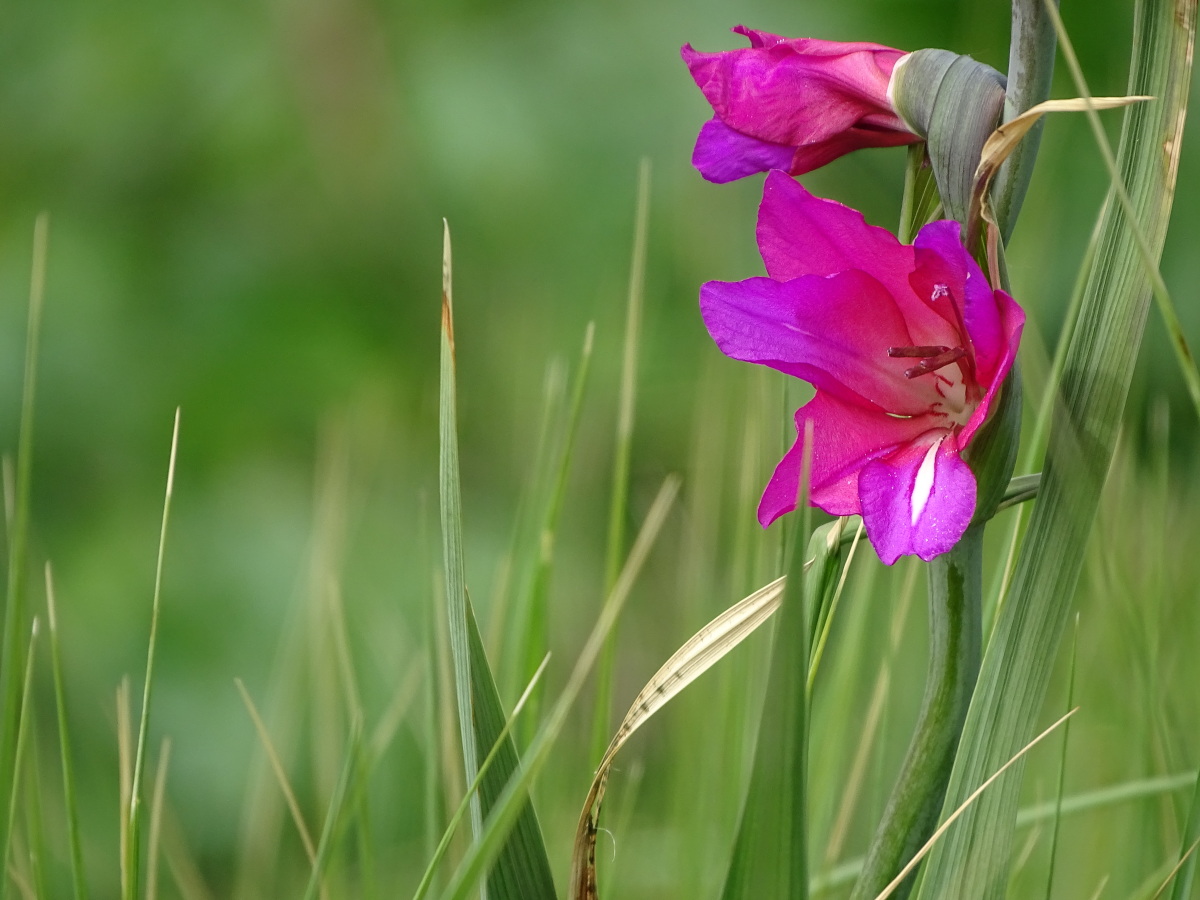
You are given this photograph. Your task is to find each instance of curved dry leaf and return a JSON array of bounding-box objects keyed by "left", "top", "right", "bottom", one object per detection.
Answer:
[
  {"left": 569, "top": 520, "right": 849, "bottom": 900},
  {"left": 968, "top": 95, "right": 1153, "bottom": 244}
]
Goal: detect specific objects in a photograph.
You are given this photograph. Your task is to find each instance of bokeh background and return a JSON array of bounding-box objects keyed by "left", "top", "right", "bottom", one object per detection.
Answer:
[{"left": 2, "top": 0, "right": 1198, "bottom": 896}]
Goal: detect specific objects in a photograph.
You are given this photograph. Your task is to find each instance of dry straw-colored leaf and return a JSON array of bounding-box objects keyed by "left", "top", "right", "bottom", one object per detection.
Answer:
[
  {"left": 569, "top": 520, "right": 849, "bottom": 900},
  {"left": 968, "top": 95, "right": 1152, "bottom": 243}
]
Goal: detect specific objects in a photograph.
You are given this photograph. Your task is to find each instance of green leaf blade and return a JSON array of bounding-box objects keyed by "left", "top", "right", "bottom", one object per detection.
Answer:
[{"left": 437, "top": 223, "right": 555, "bottom": 900}]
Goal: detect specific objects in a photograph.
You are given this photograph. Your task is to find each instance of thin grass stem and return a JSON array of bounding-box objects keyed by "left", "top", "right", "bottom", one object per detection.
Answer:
[
  {"left": 147, "top": 738, "right": 172, "bottom": 900},
  {"left": 591, "top": 157, "right": 650, "bottom": 765},
  {"left": 874, "top": 709, "right": 1077, "bottom": 900},
  {"left": 44, "top": 564, "right": 87, "bottom": 900},
  {"left": 301, "top": 718, "right": 362, "bottom": 900},
  {"left": 3, "top": 621, "right": 38, "bottom": 900},
  {"left": 234, "top": 678, "right": 319, "bottom": 867},
  {"left": 125, "top": 408, "right": 181, "bottom": 900},
  {"left": 116, "top": 679, "right": 132, "bottom": 898},
  {"left": 807, "top": 522, "right": 863, "bottom": 695},
  {"left": 0, "top": 215, "right": 49, "bottom": 900}
]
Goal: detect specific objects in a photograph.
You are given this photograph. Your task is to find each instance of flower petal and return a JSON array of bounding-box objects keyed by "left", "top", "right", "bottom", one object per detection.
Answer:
[
  {"left": 700, "top": 269, "right": 947, "bottom": 414},
  {"left": 959, "top": 288, "right": 1025, "bottom": 447},
  {"left": 692, "top": 119, "right": 796, "bottom": 183},
  {"left": 910, "top": 220, "right": 1006, "bottom": 377},
  {"left": 758, "top": 176, "right": 961, "bottom": 350},
  {"left": 788, "top": 124, "right": 922, "bottom": 176},
  {"left": 858, "top": 436, "right": 976, "bottom": 564},
  {"left": 758, "top": 391, "right": 947, "bottom": 526},
  {"left": 682, "top": 29, "right": 908, "bottom": 148}
]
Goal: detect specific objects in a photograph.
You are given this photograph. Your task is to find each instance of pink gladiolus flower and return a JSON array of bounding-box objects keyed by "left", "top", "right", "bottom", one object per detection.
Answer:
[
  {"left": 681, "top": 26, "right": 921, "bottom": 183},
  {"left": 701, "top": 173, "right": 1024, "bottom": 564}
]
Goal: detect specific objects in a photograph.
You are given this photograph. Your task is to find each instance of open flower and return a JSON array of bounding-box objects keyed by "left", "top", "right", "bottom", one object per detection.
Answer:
[
  {"left": 681, "top": 26, "right": 921, "bottom": 183},
  {"left": 701, "top": 172, "right": 1024, "bottom": 563}
]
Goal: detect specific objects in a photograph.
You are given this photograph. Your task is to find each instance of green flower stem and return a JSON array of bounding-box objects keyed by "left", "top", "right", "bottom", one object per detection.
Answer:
[
  {"left": 848, "top": 525, "right": 983, "bottom": 900},
  {"left": 992, "top": 0, "right": 1060, "bottom": 239}
]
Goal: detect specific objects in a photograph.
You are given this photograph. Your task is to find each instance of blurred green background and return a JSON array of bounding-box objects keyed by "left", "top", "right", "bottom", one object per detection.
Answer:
[{"left": 2, "top": 0, "right": 1198, "bottom": 896}]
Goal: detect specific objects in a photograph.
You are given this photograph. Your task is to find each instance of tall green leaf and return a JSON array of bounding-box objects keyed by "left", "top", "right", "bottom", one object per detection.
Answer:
[
  {"left": 720, "top": 426, "right": 815, "bottom": 900},
  {"left": 913, "top": 0, "right": 1195, "bottom": 896},
  {"left": 438, "top": 222, "right": 556, "bottom": 900}
]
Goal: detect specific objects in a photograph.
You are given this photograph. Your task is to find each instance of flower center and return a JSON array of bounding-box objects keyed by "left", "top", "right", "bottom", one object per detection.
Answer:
[{"left": 886, "top": 344, "right": 974, "bottom": 427}]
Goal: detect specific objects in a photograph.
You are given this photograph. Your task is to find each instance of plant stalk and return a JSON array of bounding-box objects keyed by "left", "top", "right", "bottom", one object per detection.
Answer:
[
  {"left": 992, "top": 0, "right": 1061, "bottom": 239},
  {"left": 848, "top": 525, "right": 983, "bottom": 900}
]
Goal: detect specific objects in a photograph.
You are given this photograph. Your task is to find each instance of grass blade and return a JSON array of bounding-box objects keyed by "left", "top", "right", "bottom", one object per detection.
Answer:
[
  {"left": 234, "top": 679, "right": 320, "bottom": 871},
  {"left": 0, "top": 215, "right": 49, "bottom": 900},
  {"left": 438, "top": 221, "right": 556, "bottom": 900},
  {"left": 879, "top": 709, "right": 1076, "bottom": 900},
  {"left": 720, "top": 421, "right": 814, "bottom": 900},
  {"left": 443, "top": 474, "right": 680, "bottom": 900},
  {"left": 125, "top": 408, "right": 181, "bottom": 900},
  {"left": 439, "top": 219, "right": 483, "bottom": 847},
  {"left": 591, "top": 157, "right": 651, "bottom": 764},
  {"left": 412, "top": 656, "right": 548, "bottom": 900},
  {"left": 1169, "top": 767, "right": 1200, "bottom": 900},
  {"left": 147, "top": 738, "right": 172, "bottom": 900},
  {"left": 913, "top": 0, "right": 1195, "bottom": 895},
  {"left": 45, "top": 565, "right": 87, "bottom": 900},
  {"left": 1045, "top": 1, "right": 1200, "bottom": 423},
  {"left": 1042, "top": 614, "right": 1080, "bottom": 900},
  {"left": 511, "top": 322, "right": 594, "bottom": 743},
  {"left": 117, "top": 680, "right": 132, "bottom": 898},
  {"left": 301, "top": 719, "right": 362, "bottom": 900},
  {"left": 814, "top": 771, "right": 1198, "bottom": 894},
  {"left": 3, "top": 620, "right": 38, "bottom": 898}
]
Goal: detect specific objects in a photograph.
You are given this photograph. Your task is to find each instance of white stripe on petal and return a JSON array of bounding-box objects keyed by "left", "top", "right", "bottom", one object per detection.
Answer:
[{"left": 910, "top": 440, "right": 942, "bottom": 525}]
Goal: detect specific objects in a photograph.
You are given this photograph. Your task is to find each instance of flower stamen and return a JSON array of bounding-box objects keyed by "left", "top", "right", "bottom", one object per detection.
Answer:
[
  {"left": 888, "top": 345, "right": 951, "bottom": 358},
  {"left": 888, "top": 345, "right": 967, "bottom": 379}
]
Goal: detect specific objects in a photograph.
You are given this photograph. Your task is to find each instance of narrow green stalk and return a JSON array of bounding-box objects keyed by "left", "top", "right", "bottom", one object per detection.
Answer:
[
  {"left": 992, "top": 0, "right": 1061, "bottom": 238},
  {"left": 45, "top": 565, "right": 88, "bottom": 900},
  {"left": 24, "top": 726, "right": 47, "bottom": 900},
  {"left": 125, "top": 409, "right": 181, "bottom": 900},
  {"left": 849, "top": 526, "right": 983, "bottom": 900},
  {"left": 0, "top": 215, "right": 49, "bottom": 900},
  {"left": 146, "top": 738, "right": 171, "bottom": 900},
  {"left": 590, "top": 158, "right": 650, "bottom": 767},
  {"left": 517, "top": 323, "right": 593, "bottom": 746},
  {"left": 3, "top": 621, "right": 38, "bottom": 898},
  {"left": 302, "top": 719, "right": 362, "bottom": 900}
]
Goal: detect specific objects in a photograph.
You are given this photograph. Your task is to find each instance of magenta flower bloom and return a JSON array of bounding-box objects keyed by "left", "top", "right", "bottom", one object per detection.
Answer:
[
  {"left": 701, "top": 173, "right": 1024, "bottom": 563},
  {"left": 681, "top": 26, "right": 921, "bottom": 183}
]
